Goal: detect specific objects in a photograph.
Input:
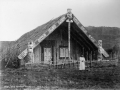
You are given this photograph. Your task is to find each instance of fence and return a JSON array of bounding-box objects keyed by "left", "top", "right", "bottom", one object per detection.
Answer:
[{"left": 25, "top": 59, "right": 118, "bottom": 70}]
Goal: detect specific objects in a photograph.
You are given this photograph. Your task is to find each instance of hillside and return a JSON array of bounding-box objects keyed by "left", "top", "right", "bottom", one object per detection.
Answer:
[{"left": 86, "top": 26, "right": 120, "bottom": 50}]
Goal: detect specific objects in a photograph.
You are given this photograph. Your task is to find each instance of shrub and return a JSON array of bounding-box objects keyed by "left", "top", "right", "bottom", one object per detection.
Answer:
[{"left": 1, "top": 44, "right": 20, "bottom": 69}]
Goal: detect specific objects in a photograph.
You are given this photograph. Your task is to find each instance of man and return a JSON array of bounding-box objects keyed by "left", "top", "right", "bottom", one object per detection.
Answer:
[{"left": 79, "top": 55, "right": 85, "bottom": 70}]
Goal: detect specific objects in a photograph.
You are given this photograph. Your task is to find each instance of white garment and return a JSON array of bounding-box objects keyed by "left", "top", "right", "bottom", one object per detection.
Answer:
[{"left": 79, "top": 57, "right": 85, "bottom": 70}]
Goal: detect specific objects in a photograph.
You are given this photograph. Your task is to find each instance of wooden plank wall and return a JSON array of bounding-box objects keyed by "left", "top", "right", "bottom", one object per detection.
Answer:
[
  {"left": 33, "top": 27, "right": 82, "bottom": 64},
  {"left": 33, "top": 44, "right": 41, "bottom": 63}
]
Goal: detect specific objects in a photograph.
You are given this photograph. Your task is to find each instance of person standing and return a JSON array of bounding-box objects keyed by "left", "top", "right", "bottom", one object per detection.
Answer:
[{"left": 79, "top": 55, "right": 85, "bottom": 70}]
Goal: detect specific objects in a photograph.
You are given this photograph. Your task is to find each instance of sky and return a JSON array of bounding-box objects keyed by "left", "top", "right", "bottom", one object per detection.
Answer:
[{"left": 0, "top": 0, "right": 120, "bottom": 41}]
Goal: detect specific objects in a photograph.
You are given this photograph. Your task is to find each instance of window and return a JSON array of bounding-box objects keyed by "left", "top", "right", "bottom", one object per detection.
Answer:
[{"left": 59, "top": 46, "right": 68, "bottom": 59}]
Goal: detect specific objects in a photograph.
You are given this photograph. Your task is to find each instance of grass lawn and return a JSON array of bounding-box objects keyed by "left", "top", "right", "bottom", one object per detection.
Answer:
[{"left": 1, "top": 65, "right": 120, "bottom": 90}]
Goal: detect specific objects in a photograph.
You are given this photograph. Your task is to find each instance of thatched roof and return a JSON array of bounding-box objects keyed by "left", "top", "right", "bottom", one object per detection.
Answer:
[{"left": 16, "top": 14, "right": 65, "bottom": 54}]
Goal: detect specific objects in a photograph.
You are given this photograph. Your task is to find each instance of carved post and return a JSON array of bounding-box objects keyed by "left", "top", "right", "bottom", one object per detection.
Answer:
[
  {"left": 83, "top": 48, "right": 84, "bottom": 56},
  {"left": 28, "top": 41, "right": 34, "bottom": 64},
  {"left": 90, "top": 51, "right": 92, "bottom": 68},
  {"left": 86, "top": 51, "right": 88, "bottom": 62},
  {"left": 66, "top": 9, "right": 73, "bottom": 67}
]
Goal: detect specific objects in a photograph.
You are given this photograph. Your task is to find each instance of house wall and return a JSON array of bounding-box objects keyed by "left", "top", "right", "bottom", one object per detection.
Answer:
[
  {"left": 33, "top": 44, "right": 41, "bottom": 63},
  {"left": 33, "top": 28, "right": 83, "bottom": 64},
  {"left": 43, "top": 28, "right": 69, "bottom": 64}
]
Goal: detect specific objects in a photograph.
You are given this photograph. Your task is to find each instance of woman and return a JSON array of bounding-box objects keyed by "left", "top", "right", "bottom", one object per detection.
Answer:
[{"left": 79, "top": 55, "right": 85, "bottom": 70}]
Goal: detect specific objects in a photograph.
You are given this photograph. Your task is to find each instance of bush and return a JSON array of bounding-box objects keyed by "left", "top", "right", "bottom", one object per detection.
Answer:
[{"left": 1, "top": 44, "right": 20, "bottom": 69}]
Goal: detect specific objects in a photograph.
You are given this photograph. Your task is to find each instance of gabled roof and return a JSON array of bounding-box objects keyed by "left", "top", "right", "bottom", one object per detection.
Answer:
[
  {"left": 18, "top": 12, "right": 109, "bottom": 59},
  {"left": 17, "top": 14, "right": 66, "bottom": 59}
]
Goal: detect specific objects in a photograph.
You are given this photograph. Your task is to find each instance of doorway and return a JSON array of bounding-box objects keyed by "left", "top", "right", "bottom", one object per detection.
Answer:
[
  {"left": 41, "top": 40, "right": 55, "bottom": 64},
  {"left": 43, "top": 47, "right": 52, "bottom": 64}
]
